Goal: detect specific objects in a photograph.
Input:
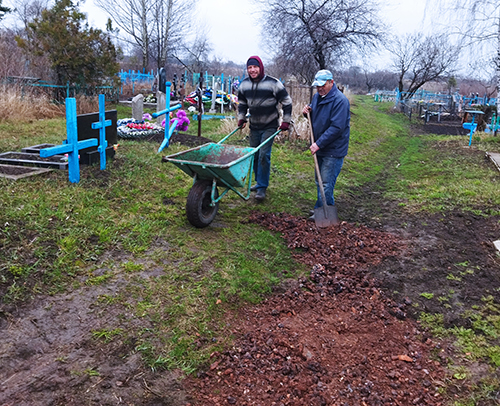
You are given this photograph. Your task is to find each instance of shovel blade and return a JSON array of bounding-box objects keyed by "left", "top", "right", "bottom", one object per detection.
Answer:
[{"left": 314, "top": 205, "right": 339, "bottom": 228}]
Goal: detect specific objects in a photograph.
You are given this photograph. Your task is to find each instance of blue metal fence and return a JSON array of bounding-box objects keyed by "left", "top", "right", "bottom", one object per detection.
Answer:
[
  {"left": 118, "top": 69, "right": 246, "bottom": 95},
  {"left": 373, "top": 89, "right": 497, "bottom": 108}
]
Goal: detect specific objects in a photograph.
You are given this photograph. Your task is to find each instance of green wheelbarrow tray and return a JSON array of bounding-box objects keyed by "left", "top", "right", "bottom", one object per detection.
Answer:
[{"left": 162, "top": 127, "right": 281, "bottom": 227}]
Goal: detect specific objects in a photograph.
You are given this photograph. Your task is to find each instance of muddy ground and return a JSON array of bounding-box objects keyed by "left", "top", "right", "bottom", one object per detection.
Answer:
[{"left": 1, "top": 124, "right": 500, "bottom": 406}]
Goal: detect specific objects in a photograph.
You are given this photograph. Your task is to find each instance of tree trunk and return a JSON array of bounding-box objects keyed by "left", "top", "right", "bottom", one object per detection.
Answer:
[
  {"left": 141, "top": 0, "right": 148, "bottom": 70},
  {"left": 159, "top": 0, "right": 173, "bottom": 68}
]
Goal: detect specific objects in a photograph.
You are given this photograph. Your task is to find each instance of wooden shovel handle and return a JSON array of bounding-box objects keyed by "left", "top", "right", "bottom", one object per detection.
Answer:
[{"left": 307, "top": 112, "right": 329, "bottom": 214}]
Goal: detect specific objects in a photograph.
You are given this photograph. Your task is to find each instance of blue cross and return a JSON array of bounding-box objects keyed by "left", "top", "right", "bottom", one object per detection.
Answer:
[
  {"left": 91, "top": 94, "right": 112, "bottom": 170},
  {"left": 40, "top": 98, "right": 97, "bottom": 183},
  {"left": 463, "top": 110, "right": 484, "bottom": 146}
]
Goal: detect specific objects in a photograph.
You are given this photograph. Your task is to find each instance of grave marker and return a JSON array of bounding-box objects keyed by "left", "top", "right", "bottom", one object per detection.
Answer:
[
  {"left": 131, "top": 94, "right": 144, "bottom": 121},
  {"left": 91, "top": 94, "right": 112, "bottom": 170},
  {"left": 77, "top": 110, "right": 117, "bottom": 166},
  {"left": 40, "top": 98, "right": 97, "bottom": 183}
]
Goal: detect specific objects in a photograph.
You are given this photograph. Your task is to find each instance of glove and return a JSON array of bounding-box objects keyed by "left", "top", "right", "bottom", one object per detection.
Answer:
[
  {"left": 279, "top": 122, "right": 290, "bottom": 131},
  {"left": 237, "top": 119, "right": 246, "bottom": 128}
]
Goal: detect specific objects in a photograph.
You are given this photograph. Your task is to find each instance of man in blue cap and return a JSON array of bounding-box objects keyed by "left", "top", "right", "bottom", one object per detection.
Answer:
[
  {"left": 237, "top": 56, "right": 292, "bottom": 202},
  {"left": 302, "top": 69, "right": 350, "bottom": 220}
]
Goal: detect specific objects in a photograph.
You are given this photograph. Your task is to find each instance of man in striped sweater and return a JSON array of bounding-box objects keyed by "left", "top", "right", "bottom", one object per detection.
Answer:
[{"left": 237, "top": 56, "right": 292, "bottom": 201}]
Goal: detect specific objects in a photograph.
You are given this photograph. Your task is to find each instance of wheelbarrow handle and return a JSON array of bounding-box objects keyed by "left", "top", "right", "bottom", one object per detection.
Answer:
[{"left": 217, "top": 126, "right": 244, "bottom": 144}]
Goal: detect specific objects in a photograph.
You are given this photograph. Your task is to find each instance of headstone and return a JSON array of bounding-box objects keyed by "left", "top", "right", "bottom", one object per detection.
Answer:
[
  {"left": 156, "top": 92, "right": 166, "bottom": 124},
  {"left": 173, "top": 73, "right": 178, "bottom": 96},
  {"left": 77, "top": 110, "right": 117, "bottom": 166},
  {"left": 159, "top": 68, "right": 167, "bottom": 93},
  {"left": 40, "top": 98, "right": 97, "bottom": 183},
  {"left": 132, "top": 94, "right": 144, "bottom": 121},
  {"left": 209, "top": 81, "right": 218, "bottom": 113},
  {"left": 157, "top": 68, "right": 168, "bottom": 124}
]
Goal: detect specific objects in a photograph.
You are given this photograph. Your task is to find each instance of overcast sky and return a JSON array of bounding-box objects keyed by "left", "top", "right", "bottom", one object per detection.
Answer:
[{"left": 79, "top": 0, "right": 431, "bottom": 68}]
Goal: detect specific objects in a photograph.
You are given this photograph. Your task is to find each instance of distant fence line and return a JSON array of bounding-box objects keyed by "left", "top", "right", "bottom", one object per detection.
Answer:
[
  {"left": 373, "top": 88, "right": 498, "bottom": 122},
  {"left": 118, "top": 69, "right": 305, "bottom": 98},
  {"left": 118, "top": 69, "right": 250, "bottom": 95}
]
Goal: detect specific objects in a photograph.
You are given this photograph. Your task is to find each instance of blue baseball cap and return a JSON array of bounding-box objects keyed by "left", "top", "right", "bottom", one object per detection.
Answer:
[{"left": 312, "top": 69, "right": 333, "bottom": 87}]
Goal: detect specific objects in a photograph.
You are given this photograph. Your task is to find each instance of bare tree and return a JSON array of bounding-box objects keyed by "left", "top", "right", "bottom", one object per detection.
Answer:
[
  {"left": 430, "top": 0, "right": 500, "bottom": 113},
  {"left": 256, "top": 0, "right": 385, "bottom": 83},
  {"left": 0, "top": 29, "right": 26, "bottom": 77},
  {"left": 11, "top": 0, "right": 49, "bottom": 28},
  {"left": 94, "top": 0, "right": 154, "bottom": 70},
  {"left": 94, "top": 0, "right": 195, "bottom": 71},
  {"left": 175, "top": 33, "right": 212, "bottom": 74},
  {"left": 388, "top": 32, "right": 460, "bottom": 100},
  {"left": 2, "top": 0, "right": 51, "bottom": 79},
  {"left": 149, "top": 0, "right": 191, "bottom": 69}
]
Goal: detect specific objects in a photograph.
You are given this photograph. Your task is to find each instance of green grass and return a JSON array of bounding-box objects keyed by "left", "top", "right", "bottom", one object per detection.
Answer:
[
  {"left": 340, "top": 98, "right": 500, "bottom": 215},
  {"left": 2, "top": 96, "right": 500, "bottom": 403}
]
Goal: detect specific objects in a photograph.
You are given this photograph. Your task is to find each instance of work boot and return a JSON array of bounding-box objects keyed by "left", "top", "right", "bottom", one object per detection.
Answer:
[
  {"left": 250, "top": 184, "right": 258, "bottom": 191},
  {"left": 309, "top": 209, "right": 314, "bottom": 216},
  {"left": 255, "top": 188, "right": 266, "bottom": 202},
  {"left": 307, "top": 214, "right": 315, "bottom": 222}
]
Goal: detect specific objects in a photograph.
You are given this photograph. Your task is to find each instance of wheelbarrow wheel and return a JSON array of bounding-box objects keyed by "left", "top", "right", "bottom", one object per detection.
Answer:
[{"left": 186, "top": 180, "right": 219, "bottom": 228}]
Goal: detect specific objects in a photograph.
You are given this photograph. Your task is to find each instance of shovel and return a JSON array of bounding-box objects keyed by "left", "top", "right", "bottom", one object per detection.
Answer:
[{"left": 307, "top": 112, "right": 340, "bottom": 228}]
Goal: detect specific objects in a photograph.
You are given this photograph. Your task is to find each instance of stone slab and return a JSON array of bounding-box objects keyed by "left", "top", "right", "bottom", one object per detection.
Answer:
[
  {"left": 21, "top": 143, "right": 56, "bottom": 154},
  {"left": 0, "top": 164, "right": 52, "bottom": 180},
  {"left": 486, "top": 152, "right": 500, "bottom": 172},
  {"left": 0, "top": 152, "right": 68, "bottom": 170},
  {"left": 494, "top": 240, "right": 500, "bottom": 252}
]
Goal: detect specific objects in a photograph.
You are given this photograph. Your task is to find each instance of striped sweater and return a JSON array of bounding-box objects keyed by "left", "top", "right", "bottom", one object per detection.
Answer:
[{"left": 237, "top": 75, "right": 292, "bottom": 130}]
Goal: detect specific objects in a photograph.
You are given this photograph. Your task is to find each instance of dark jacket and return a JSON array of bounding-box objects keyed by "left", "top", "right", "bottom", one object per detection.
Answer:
[
  {"left": 237, "top": 56, "right": 292, "bottom": 130},
  {"left": 310, "top": 84, "right": 350, "bottom": 158}
]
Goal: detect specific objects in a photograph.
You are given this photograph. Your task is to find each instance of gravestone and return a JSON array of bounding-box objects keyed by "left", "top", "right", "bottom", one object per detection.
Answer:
[
  {"left": 172, "top": 73, "right": 178, "bottom": 96},
  {"left": 132, "top": 94, "right": 144, "bottom": 121},
  {"left": 77, "top": 110, "right": 117, "bottom": 165},
  {"left": 156, "top": 92, "right": 166, "bottom": 125},
  {"left": 158, "top": 68, "right": 167, "bottom": 93},
  {"left": 209, "top": 81, "right": 218, "bottom": 113}
]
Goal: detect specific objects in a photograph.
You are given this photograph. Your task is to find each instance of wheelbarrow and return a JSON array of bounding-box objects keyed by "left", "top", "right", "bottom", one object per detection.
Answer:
[{"left": 162, "top": 127, "right": 281, "bottom": 228}]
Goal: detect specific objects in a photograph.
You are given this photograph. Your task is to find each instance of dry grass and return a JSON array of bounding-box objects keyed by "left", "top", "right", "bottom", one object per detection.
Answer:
[
  {"left": 0, "top": 86, "right": 116, "bottom": 121},
  {"left": 291, "top": 88, "right": 353, "bottom": 141},
  {"left": 0, "top": 85, "right": 64, "bottom": 121},
  {"left": 74, "top": 95, "right": 100, "bottom": 115},
  {"left": 120, "top": 81, "right": 155, "bottom": 99}
]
